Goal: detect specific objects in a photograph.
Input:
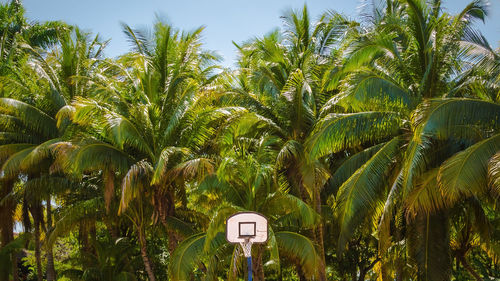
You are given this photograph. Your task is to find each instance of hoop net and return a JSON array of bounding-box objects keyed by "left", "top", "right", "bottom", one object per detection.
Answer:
[{"left": 240, "top": 239, "right": 252, "bottom": 257}]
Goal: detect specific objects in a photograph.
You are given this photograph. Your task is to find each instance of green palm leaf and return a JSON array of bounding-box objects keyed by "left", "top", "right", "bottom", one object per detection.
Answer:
[
  {"left": 104, "top": 116, "right": 153, "bottom": 158},
  {"left": 307, "top": 112, "right": 403, "bottom": 159},
  {"left": 69, "top": 142, "right": 132, "bottom": 175},
  {"left": 336, "top": 72, "right": 415, "bottom": 112},
  {"left": 405, "top": 168, "right": 447, "bottom": 217},
  {"left": 169, "top": 233, "right": 206, "bottom": 281},
  {"left": 438, "top": 133, "right": 500, "bottom": 204},
  {"left": 327, "top": 143, "right": 385, "bottom": 196},
  {"left": 19, "top": 138, "right": 60, "bottom": 171},
  {"left": 169, "top": 232, "right": 226, "bottom": 281},
  {"left": 119, "top": 160, "right": 152, "bottom": 213},
  {"left": 335, "top": 137, "right": 402, "bottom": 252},
  {"left": 1, "top": 145, "right": 35, "bottom": 178},
  {"left": 274, "top": 231, "right": 320, "bottom": 279},
  {"left": 0, "top": 143, "right": 34, "bottom": 163},
  {"left": 261, "top": 192, "right": 319, "bottom": 228},
  {"left": 0, "top": 98, "right": 58, "bottom": 139},
  {"left": 413, "top": 98, "right": 500, "bottom": 140},
  {"left": 150, "top": 146, "right": 189, "bottom": 185},
  {"left": 490, "top": 152, "right": 500, "bottom": 192}
]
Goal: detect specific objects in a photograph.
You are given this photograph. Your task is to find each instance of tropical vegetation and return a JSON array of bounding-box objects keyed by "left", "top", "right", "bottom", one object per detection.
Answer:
[{"left": 0, "top": 0, "right": 499, "bottom": 280}]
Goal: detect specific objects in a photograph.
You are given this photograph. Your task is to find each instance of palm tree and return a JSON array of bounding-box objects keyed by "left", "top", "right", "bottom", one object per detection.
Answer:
[
  {"left": 61, "top": 19, "right": 225, "bottom": 281},
  {"left": 60, "top": 237, "right": 140, "bottom": 281},
  {"left": 0, "top": 26, "right": 108, "bottom": 281},
  {"left": 0, "top": 6, "right": 64, "bottom": 278},
  {"left": 216, "top": 6, "right": 355, "bottom": 279},
  {"left": 170, "top": 129, "right": 320, "bottom": 280},
  {"left": 306, "top": 0, "right": 499, "bottom": 280},
  {"left": 0, "top": 0, "right": 65, "bottom": 77}
]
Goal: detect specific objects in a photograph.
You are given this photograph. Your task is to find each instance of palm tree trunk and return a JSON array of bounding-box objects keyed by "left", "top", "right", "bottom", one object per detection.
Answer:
[
  {"left": 459, "top": 256, "right": 482, "bottom": 281},
  {"left": 0, "top": 180, "right": 15, "bottom": 281},
  {"left": 252, "top": 244, "right": 265, "bottom": 280},
  {"left": 163, "top": 189, "right": 179, "bottom": 254},
  {"left": 104, "top": 216, "right": 119, "bottom": 240},
  {"left": 33, "top": 205, "right": 43, "bottom": 281},
  {"left": 12, "top": 253, "right": 18, "bottom": 281},
  {"left": 138, "top": 227, "right": 156, "bottom": 281},
  {"left": 104, "top": 169, "right": 115, "bottom": 213},
  {"left": 296, "top": 264, "right": 307, "bottom": 281},
  {"left": 79, "top": 221, "right": 89, "bottom": 253},
  {"left": 46, "top": 196, "right": 56, "bottom": 281},
  {"left": 313, "top": 188, "right": 327, "bottom": 281}
]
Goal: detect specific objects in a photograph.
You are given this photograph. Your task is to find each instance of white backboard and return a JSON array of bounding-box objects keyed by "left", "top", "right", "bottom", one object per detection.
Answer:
[{"left": 226, "top": 212, "right": 268, "bottom": 243}]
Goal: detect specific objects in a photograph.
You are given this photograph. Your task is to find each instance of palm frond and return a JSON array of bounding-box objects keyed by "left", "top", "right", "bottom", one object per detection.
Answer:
[
  {"left": 274, "top": 231, "right": 320, "bottom": 279},
  {"left": 489, "top": 152, "right": 500, "bottom": 194},
  {"left": 169, "top": 233, "right": 206, "bottom": 281},
  {"left": 335, "top": 137, "right": 402, "bottom": 252},
  {"left": 456, "top": 0, "right": 489, "bottom": 23},
  {"left": 0, "top": 143, "right": 34, "bottom": 164},
  {"left": 1, "top": 145, "right": 35, "bottom": 178},
  {"left": 150, "top": 146, "right": 189, "bottom": 185},
  {"left": 68, "top": 142, "right": 133, "bottom": 176},
  {"left": 327, "top": 143, "right": 385, "bottom": 196},
  {"left": 307, "top": 112, "right": 403, "bottom": 159},
  {"left": 47, "top": 198, "right": 104, "bottom": 246},
  {"left": 169, "top": 232, "right": 226, "bottom": 281},
  {"left": 261, "top": 192, "right": 319, "bottom": 228},
  {"left": 337, "top": 72, "right": 416, "bottom": 112},
  {"left": 405, "top": 168, "right": 447, "bottom": 217},
  {"left": 19, "top": 138, "right": 60, "bottom": 171},
  {"left": 0, "top": 98, "right": 58, "bottom": 139},
  {"left": 413, "top": 98, "right": 500, "bottom": 140},
  {"left": 438, "top": 133, "right": 500, "bottom": 205},
  {"left": 119, "top": 160, "right": 152, "bottom": 214}
]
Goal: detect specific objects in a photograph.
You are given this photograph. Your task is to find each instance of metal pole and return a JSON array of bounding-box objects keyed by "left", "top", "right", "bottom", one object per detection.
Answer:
[{"left": 247, "top": 256, "right": 252, "bottom": 281}]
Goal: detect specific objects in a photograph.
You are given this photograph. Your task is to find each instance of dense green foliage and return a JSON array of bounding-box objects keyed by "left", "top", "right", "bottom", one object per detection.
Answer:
[{"left": 0, "top": 0, "right": 499, "bottom": 280}]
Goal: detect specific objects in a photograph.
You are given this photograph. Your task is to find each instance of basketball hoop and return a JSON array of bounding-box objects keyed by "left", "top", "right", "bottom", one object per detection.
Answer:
[
  {"left": 240, "top": 239, "right": 253, "bottom": 257},
  {"left": 226, "top": 212, "right": 268, "bottom": 281}
]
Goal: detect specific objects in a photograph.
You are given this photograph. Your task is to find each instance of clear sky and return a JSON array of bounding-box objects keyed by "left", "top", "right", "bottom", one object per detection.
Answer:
[{"left": 18, "top": 0, "right": 500, "bottom": 68}]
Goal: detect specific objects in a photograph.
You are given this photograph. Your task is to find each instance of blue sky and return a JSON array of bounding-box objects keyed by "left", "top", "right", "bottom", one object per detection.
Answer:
[{"left": 20, "top": 0, "right": 500, "bottom": 68}]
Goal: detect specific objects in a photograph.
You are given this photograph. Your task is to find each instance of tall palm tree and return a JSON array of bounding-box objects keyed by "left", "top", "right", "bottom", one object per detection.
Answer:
[
  {"left": 217, "top": 6, "right": 354, "bottom": 279},
  {"left": 306, "top": 0, "right": 499, "bottom": 280},
  {"left": 61, "top": 19, "right": 225, "bottom": 281},
  {"left": 0, "top": 26, "right": 108, "bottom": 281}
]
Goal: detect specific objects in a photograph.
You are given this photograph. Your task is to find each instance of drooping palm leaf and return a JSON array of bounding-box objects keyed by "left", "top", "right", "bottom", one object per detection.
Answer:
[
  {"left": 274, "top": 231, "right": 320, "bottom": 279},
  {"left": 327, "top": 143, "right": 385, "bottom": 196},
  {"left": 489, "top": 152, "right": 500, "bottom": 193},
  {"left": 438, "top": 133, "right": 500, "bottom": 205},
  {"left": 335, "top": 137, "right": 402, "bottom": 252},
  {"left": 0, "top": 98, "right": 58, "bottom": 139},
  {"left": 169, "top": 232, "right": 226, "bottom": 281},
  {"left": 413, "top": 98, "right": 500, "bottom": 140},
  {"left": 307, "top": 112, "right": 403, "bottom": 159}
]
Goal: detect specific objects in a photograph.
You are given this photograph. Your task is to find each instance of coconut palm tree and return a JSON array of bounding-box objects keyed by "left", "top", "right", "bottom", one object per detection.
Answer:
[
  {"left": 61, "top": 19, "right": 228, "bottom": 281},
  {"left": 170, "top": 126, "right": 320, "bottom": 280},
  {"left": 0, "top": 26, "right": 108, "bottom": 281},
  {"left": 305, "top": 0, "right": 499, "bottom": 280},
  {"left": 215, "top": 7, "right": 356, "bottom": 279}
]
